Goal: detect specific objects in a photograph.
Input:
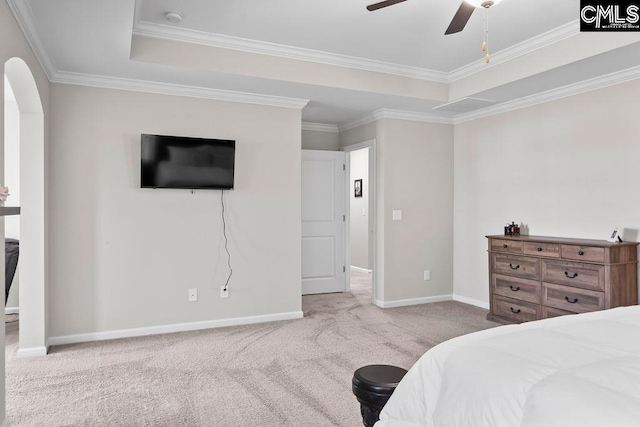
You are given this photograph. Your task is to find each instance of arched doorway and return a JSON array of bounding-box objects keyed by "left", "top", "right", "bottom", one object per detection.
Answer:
[{"left": 4, "top": 57, "right": 46, "bottom": 356}]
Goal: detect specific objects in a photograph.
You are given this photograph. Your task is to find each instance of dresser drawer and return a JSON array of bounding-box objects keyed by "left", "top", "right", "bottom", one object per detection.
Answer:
[
  {"left": 523, "top": 242, "right": 560, "bottom": 258},
  {"left": 541, "top": 260, "right": 605, "bottom": 291},
  {"left": 542, "top": 282, "right": 604, "bottom": 314},
  {"left": 542, "top": 306, "right": 577, "bottom": 319},
  {"left": 492, "top": 254, "right": 540, "bottom": 280},
  {"left": 487, "top": 235, "right": 639, "bottom": 325},
  {"left": 561, "top": 245, "right": 605, "bottom": 263},
  {"left": 492, "top": 274, "right": 540, "bottom": 304},
  {"left": 493, "top": 295, "right": 539, "bottom": 323},
  {"left": 491, "top": 239, "right": 523, "bottom": 254}
]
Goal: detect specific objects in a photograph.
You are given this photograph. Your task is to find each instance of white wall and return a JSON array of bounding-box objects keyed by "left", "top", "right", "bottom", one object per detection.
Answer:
[
  {"left": 3, "top": 98, "right": 19, "bottom": 237},
  {"left": 5, "top": 269, "right": 18, "bottom": 309},
  {"left": 48, "top": 83, "right": 302, "bottom": 338},
  {"left": 349, "top": 147, "right": 370, "bottom": 269},
  {"left": 453, "top": 79, "right": 640, "bottom": 305},
  {"left": 302, "top": 129, "right": 339, "bottom": 151},
  {"left": 4, "top": 94, "right": 19, "bottom": 308},
  {"left": 1, "top": 0, "right": 51, "bottom": 420}
]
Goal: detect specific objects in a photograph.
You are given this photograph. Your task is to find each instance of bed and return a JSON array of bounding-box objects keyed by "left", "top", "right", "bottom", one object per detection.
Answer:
[{"left": 376, "top": 306, "right": 640, "bottom": 427}]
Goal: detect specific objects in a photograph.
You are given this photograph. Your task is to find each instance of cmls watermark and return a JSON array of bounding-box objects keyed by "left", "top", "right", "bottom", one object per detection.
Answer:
[{"left": 580, "top": 1, "right": 640, "bottom": 31}]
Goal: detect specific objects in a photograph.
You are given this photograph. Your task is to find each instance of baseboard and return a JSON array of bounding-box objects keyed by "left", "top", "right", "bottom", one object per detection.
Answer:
[
  {"left": 453, "top": 294, "right": 490, "bottom": 310},
  {"left": 5, "top": 307, "right": 19, "bottom": 315},
  {"left": 16, "top": 346, "right": 48, "bottom": 358},
  {"left": 374, "top": 294, "right": 453, "bottom": 308},
  {"left": 48, "top": 311, "right": 304, "bottom": 347},
  {"left": 350, "top": 266, "right": 372, "bottom": 274}
]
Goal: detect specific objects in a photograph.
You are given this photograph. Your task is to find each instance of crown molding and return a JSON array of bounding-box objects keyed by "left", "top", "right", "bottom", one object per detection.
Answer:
[
  {"left": 51, "top": 71, "right": 309, "bottom": 109},
  {"left": 454, "top": 65, "right": 640, "bottom": 124},
  {"left": 338, "top": 113, "right": 379, "bottom": 133},
  {"left": 302, "top": 122, "right": 339, "bottom": 133},
  {"left": 341, "top": 66, "right": 640, "bottom": 128},
  {"left": 339, "top": 108, "right": 453, "bottom": 132},
  {"left": 132, "top": 19, "right": 583, "bottom": 86},
  {"left": 6, "top": 0, "right": 57, "bottom": 79},
  {"left": 375, "top": 109, "right": 455, "bottom": 125},
  {"left": 133, "top": 21, "right": 449, "bottom": 83},
  {"left": 7, "top": 0, "right": 584, "bottom": 91},
  {"left": 9, "top": 3, "right": 632, "bottom": 129},
  {"left": 8, "top": 0, "right": 584, "bottom": 87},
  {"left": 449, "top": 20, "right": 580, "bottom": 82}
]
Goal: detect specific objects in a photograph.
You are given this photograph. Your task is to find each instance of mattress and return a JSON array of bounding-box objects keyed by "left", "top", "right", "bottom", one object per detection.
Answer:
[{"left": 377, "top": 306, "right": 640, "bottom": 427}]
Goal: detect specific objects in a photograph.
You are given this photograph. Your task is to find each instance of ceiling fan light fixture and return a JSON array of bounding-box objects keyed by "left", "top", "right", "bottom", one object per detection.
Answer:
[{"left": 465, "top": 0, "right": 503, "bottom": 8}]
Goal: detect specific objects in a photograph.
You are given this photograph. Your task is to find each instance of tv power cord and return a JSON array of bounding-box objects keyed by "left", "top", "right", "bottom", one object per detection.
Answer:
[{"left": 221, "top": 190, "right": 233, "bottom": 292}]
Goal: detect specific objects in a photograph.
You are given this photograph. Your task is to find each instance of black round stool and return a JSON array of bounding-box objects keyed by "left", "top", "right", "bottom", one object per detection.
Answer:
[{"left": 352, "top": 364, "right": 408, "bottom": 427}]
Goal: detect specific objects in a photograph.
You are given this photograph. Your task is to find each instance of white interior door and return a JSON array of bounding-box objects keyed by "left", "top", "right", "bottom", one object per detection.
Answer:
[{"left": 302, "top": 150, "right": 346, "bottom": 295}]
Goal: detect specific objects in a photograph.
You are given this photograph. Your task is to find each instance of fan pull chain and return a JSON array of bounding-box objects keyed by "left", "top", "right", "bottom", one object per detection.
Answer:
[
  {"left": 484, "top": 8, "right": 490, "bottom": 63},
  {"left": 482, "top": 9, "right": 487, "bottom": 53}
]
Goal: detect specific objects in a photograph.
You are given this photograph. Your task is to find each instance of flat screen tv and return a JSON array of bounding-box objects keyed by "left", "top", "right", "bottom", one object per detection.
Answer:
[{"left": 141, "top": 134, "right": 235, "bottom": 190}]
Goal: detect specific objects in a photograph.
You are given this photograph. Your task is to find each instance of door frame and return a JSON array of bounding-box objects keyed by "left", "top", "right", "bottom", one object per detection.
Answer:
[{"left": 342, "top": 139, "right": 376, "bottom": 302}]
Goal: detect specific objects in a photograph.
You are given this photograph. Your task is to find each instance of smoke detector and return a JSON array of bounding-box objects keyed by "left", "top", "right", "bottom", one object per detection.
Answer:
[{"left": 164, "top": 11, "right": 183, "bottom": 24}]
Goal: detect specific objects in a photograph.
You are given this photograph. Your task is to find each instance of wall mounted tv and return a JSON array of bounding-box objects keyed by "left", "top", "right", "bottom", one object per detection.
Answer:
[{"left": 141, "top": 134, "right": 235, "bottom": 190}]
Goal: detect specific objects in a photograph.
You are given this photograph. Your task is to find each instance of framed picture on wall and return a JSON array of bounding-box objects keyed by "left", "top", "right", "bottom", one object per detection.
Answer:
[{"left": 354, "top": 179, "right": 363, "bottom": 198}]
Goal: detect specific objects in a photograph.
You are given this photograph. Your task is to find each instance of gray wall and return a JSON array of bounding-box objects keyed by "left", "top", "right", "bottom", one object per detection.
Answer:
[
  {"left": 453, "top": 79, "right": 640, "bottom": 305},
  {"left": 340, "top": 119, "right": 454, "bottom": 304},
  {"left": 48, "top": 83, "right": 303, "bottom": 337},
  {"left": 302, "top": 129, "right": 339, "bottom": 151},
  {"left": 340, "top": 122, "right": 383, "bottom": 299},
  {"left": 339, "top": 123, "right": 377, "bottom": 148},
  {"left": 380, "top": 119, "right": 454, "bottom": 302}
]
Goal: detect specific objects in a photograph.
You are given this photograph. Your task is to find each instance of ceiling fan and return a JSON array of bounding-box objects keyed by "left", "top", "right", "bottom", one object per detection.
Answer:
[{"left": 366, "top": 0, "right": 504, "bottom": 35}]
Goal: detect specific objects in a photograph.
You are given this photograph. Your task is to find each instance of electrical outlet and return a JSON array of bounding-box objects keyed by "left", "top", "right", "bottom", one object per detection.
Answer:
[
  {"left": 423, "top": 270, "right": 431, "bottom": 281},
  {"left": 220, "top": 286, "right": 229, "bottom": 299},
  {"left": 188, "top": 288, "right": 198, "bottom": 302}
]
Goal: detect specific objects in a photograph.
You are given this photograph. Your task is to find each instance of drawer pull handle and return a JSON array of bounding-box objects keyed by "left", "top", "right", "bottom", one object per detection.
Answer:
[
  {"left": 564, "top": 271, "right": 579, "bottom": 279},
  {"left": 536, "top": 247, "right": 543, "bottom": 252},
  {"left": 509, "top": 285, "right": 520, "bottom": 292},
  {"left": 578, "top": 250, "right": 585, "bottom": 256},
  {"left": 502, "top": 244, "right": 508, "bottom": 249},
  {"left": 565, "top": 296, "right": 579, "bottom": 304},
  {"left": 509, "top": 263, "right": 520, "bottom": 270},
  {"left": 510, "top": 307, "right": 521, "bottom": 314}
]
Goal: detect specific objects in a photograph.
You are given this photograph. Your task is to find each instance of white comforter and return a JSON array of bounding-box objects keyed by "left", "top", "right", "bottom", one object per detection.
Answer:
[{"left": 377, "top": 306, "right": 640, "bottom": 427}]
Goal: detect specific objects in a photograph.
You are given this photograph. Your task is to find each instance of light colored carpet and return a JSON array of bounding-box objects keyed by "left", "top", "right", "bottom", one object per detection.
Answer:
[{"left": 5, "top": 270, "right": 497, "bottom": 426}]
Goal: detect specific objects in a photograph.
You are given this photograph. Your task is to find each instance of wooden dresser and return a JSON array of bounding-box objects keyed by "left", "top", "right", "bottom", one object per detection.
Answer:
[{"left": 486, "top": 235, "right": 639, "bottom": 324}]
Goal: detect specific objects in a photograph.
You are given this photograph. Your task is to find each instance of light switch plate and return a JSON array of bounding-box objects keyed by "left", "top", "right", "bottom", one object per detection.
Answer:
[{"left": 392, "top": 210, "right": 402, "bottom": 221}]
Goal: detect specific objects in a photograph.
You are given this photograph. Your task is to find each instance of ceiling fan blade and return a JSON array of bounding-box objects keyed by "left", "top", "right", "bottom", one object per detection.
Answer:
[
  {"left": 444, "top": 2, "right": 476, "bottom": 35},
  {"left": 367, "top": 0, "right": 408, "bottom": 12}
]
